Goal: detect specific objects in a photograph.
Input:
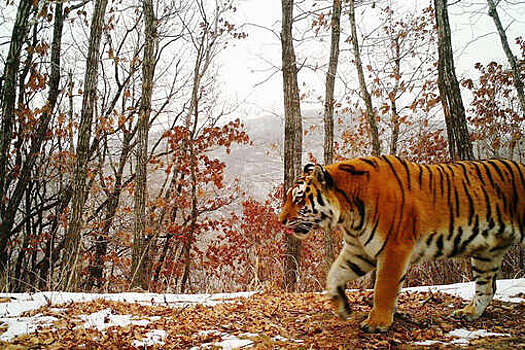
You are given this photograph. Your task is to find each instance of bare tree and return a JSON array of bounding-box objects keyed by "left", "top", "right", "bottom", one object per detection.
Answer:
[
  {"left": 434, "top": 0, "right": 474, "bottom": 161},
  {"left": 130, "top": 0, "right": 157, "bottom": 291},
  {"left": 61, "top": 0, "right": 109, "bottom": 291},
  {"left": 487, "top": 0, "right": 525, "bottom": 114},
  {"left": 281, "top": 0, "right": 303, "bottom": 292},
  {"left": 322, "top": 0, "right": 342, "bottom": 273},
  {"left": 0, "top": 0, "right": 34, "bottom": 284},
  {"left": 348, "top": 0, "right": 381, "bottom": 156}
]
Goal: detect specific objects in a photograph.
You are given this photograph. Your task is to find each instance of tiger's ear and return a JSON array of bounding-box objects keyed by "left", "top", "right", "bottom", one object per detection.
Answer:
[{"left": 303, "top": 163, "right": 316, "bottom": 175}]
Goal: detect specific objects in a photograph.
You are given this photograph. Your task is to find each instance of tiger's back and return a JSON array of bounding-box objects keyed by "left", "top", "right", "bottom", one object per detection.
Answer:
[{"left": 344, "top": 156, "right": 525, "bottom": 262}]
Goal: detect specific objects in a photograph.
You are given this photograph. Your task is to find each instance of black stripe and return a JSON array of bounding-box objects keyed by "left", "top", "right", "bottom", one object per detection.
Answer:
[
  {"left": 338, "top": 163, "right": 368, "bottom": 176},
  {"left": 424, "top": 165, "right": 433, "bottom": 194},
  {"left": 375, "top": 212, "right": 395, "bottom": 258},
  {"left": 471, "top": 265, "right": 484, "bottom": 274},
  {"left": 462, "top": 181, "right": 474, "bottom": 226},
  {"left": 472, "top": 255, "right": 491, "bottom": 262},
  {"left": 365, "top": 218, "right": 379, "bottom": 246},
  {"left": 471, "top": 162, "right": 485, "bottom": 185},
  {"left": 382, "top": 156, "right": 405, "bottom": 213},
  {"left": 426, "top": 232, "right": 436, "bottom": 246},
  {"left": 509, "top": 160, "right": 525, "bottom": 188},
  {"left": 481, "top": 162, "right": 497, "bottom": 190},
  {"left": 333, "top": 186, "right": 352, "bottom": 207},
  {"left": 447, "top": 206, "right": 455, "bottom": 240},
  {"left": 356, "top": 254, "right": 376, "bottom": 267},
  {"left": 489, "top": 243, "right": 512, "bottom": 253},
  {"left": 346, "top": 260, "right": 366, "bottom": 277},
  {"left": 336, "top": 286, "right": 352, "bottom": 315},
  {"left": 480, "top": 185, "right": 492, "bottom": 226},
  {"left": 316, "top": 190, "right": 325, "bottom": 206},
  {"left": 308, "top": 193, "right": 316, "bottom": 213},
  {"left": 436, "top": 165, "right": 445, "bottom": 198},
  {"left": 417, "top": 164, "right": 424, "bottom": 189},
  {"left": 460, "top": 216, "right": 480, "bottom": 254},
  {"left": 499, "top": 160, "right": 519, "bottom": 216},
  {"left": 434, "top": 234, "right": 444, "bottom": 258},
  {"left": 360, "top": 158, "right": 377, "bottom": 168},
  {"left": 354, "top": 197, "right": 365, "bottom": 231},
  {"left": 399, "top": 274, "right": 407, "bottom": 284},
  {"left": 487, "top": 160, "right": 505, "bottom": 181},
  {"left": 495, "top": 204, "right": 506, "bottom": 236},
  {"left": 396, "top": 156, "right": 411, "bottom": 191},
  {"left": 476, "top": 280, "right": 489, "bottom": 285},
  {"left": 450, "top": 226, "right": 463, "bottom": 257},
  {"left": 439, "top": 165, "right": 452, "bottom": 207},
  {"left": 458, "top": 162, "right": 471, "bottom": 186}
]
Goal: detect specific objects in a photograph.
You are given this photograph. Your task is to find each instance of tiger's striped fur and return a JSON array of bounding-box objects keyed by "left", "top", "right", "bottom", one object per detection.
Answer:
[{"left": 279, "top": 155, "right": 524, "bottom": 332}]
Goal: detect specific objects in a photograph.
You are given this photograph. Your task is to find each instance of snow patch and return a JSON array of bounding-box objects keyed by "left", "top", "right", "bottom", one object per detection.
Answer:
[
  {"left": 191, "top": 331, "right": 257, "bottom": 349},
  {"left": 132, "top": 329, "right": 167, "bottom": 347},
  {"left": 79, "top": 308, "right": 151, "bottom": 331},
  {"left": 413, "top": 328, "right": 511, "bottom": 347},
  {"left": 0, "top": 314, "right": 57, "bottom": 342},
  {"left": 0, "top": 291, "right": 255, "bottom": 317},
  {"left": 402, "top": 279, "right": 525, "bottom": 303}
]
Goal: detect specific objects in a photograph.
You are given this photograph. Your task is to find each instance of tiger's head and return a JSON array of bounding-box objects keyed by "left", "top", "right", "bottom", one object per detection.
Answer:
[{"left": 279, "top": 163, "right": 341, "bottom": 240}]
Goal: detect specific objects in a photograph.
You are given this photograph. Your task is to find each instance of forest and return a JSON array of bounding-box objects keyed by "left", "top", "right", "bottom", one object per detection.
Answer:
[{"left": 0, "top": 0, "right": 523, "bottom": 299}]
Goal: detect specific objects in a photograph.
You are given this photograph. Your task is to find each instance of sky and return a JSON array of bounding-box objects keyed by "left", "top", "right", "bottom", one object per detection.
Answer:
[{"left": 218, "top": 0, "right": 525, "bottom": 120}]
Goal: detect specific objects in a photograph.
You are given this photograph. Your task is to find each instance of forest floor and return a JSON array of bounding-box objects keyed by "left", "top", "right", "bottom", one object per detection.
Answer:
[{"left": 0, "top": 279, "right": 523, "bottom": 349}]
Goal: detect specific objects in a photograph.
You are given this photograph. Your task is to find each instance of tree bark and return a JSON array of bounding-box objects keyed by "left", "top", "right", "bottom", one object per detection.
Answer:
[
  {"left": 322, "top": 0, "right": 341, "bottom": 274},
  {"left": 487, "top": 0, "right": 525, "bottom": 114},
  {"left": 131, "top": 0, "right": 157, "bottom": 290},
  {"left": 61, "top": 0, "right": 108, "bottom": 291},
  {"left": 390, "top": 36, "right": 401, "bottom": 155},
  {"left": 0, "top": 0, "right": 33, "bottom": 281},
  {"left": 281, "top": 0, "right": 303, "bottom": 292},
  {"left": 434, "top": 0, "right": 474, "bottom": 161},
  {"left": 348, "top": 0, "right": 381, "bottom": 157}
]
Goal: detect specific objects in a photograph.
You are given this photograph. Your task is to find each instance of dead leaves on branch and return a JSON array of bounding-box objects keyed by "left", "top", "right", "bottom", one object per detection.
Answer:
[{"left": 1, "top": 289, "right": 523, "bottom": 349}]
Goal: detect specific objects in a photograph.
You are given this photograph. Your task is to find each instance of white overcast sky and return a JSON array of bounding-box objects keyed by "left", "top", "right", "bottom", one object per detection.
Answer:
[{"left": 218, "top": 0, "right": 525, "bottom": 119}]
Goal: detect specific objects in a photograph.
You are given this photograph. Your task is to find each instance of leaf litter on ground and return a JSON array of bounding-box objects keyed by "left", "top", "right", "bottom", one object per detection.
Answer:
[{"left": 0, "top": 279, "right": 523, "bottom": 349}]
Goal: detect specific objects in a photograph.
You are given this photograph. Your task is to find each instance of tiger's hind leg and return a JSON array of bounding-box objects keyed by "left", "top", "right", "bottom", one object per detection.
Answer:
[
  {"left": 327, "top": 245, "right": 376, "bottom": 320},
  {"left": 453, "top": 253, "right": 505, "bottom": 321}
]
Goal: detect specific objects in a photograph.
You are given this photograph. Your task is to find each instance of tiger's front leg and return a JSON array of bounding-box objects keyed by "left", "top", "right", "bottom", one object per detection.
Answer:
[
  {"left": 360, "top": 242, "right": 412, "bottom": 333},
  {"left": 327, "top": 243, "right": 376, "bottom": 320}
]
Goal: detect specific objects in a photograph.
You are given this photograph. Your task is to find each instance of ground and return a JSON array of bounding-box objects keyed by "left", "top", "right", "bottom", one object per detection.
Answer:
[{"left": 0, "top": 280, "right": 523, "bottom": 349}]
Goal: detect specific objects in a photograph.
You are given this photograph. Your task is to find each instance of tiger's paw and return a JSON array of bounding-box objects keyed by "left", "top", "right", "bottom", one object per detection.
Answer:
[
  {"left": 360, "top": 312, "right": 392, "bottom": 333},
  {"left": 451, "top": 304, "right": 481, "bottom": 321},
  {"left": 328, "top": 290, "right": 352, "bottom": 320}
]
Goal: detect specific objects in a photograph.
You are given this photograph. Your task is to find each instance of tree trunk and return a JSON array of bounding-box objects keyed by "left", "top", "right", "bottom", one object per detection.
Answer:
[
  {"left": 348, "top": 0, "right": 381, "bottom": 157},
  {"left": 322, "top": 0, "right": 341, "bottom": 274},
  {"left": 61, "top": 0, "right": 108, "bottom": 291},
  {"left": 390, "top": 36, "right": 401, "bottom": 155},
  {"left": 434, "top": 0, "right": 474, "bottom": 161},
  {"left": 487, "top": 0, "right": 525, "bottom": 114},
  {"left": 131, "top": 0, "right": 157, "bottom": 290},
  {"left": 281, "top": 0, "right": 303, "bottom": 292},
  {"left": 0, "top": 0, "right": 33, "bottom": 283}
]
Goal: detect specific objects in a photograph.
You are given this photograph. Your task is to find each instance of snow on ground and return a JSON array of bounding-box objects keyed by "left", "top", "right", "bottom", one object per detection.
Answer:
[
  {"left": 413, "top": 328, "right": 511, "bottom": 346},
  {"left": 0, "top": 279, "right": 523, "bottom": 348},
  {"left": 0, "top": 290, "right": 254, "bottom": 318},
  {"left": 401, "top": 278, "right": 525, "bottom": 303}
]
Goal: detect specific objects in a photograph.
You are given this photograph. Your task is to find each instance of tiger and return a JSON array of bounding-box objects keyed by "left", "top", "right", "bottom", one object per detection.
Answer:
[{"left": 279, "top": 155, "right": 524, "bottom": 332}]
